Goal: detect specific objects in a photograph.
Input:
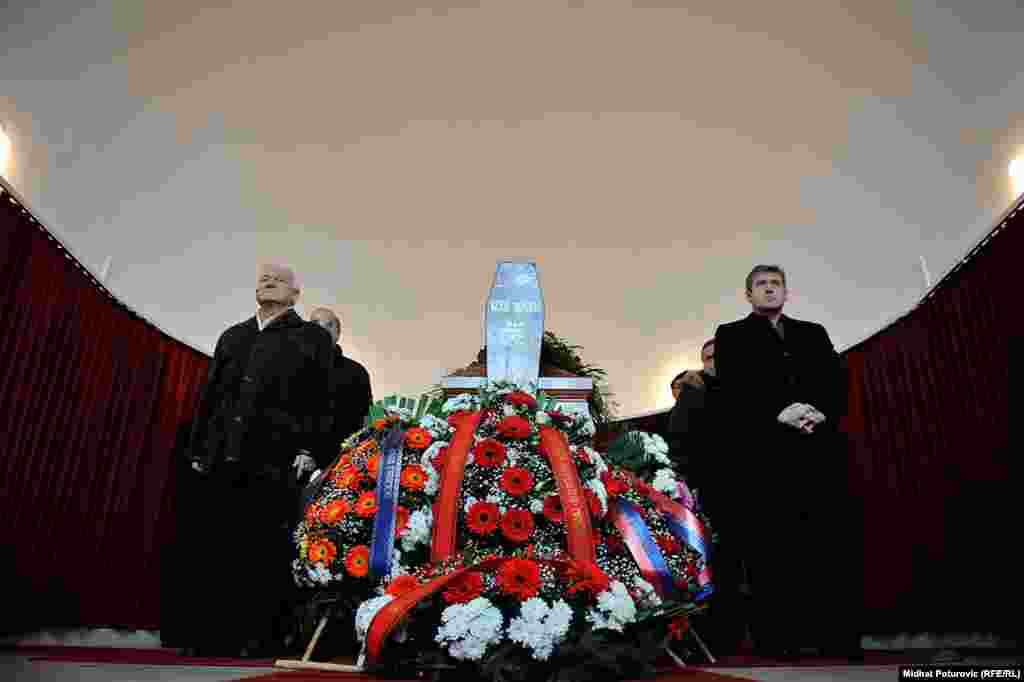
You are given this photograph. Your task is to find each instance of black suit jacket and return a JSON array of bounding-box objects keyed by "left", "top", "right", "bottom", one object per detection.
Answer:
[
  {"left": 666, "top": 370, "right": 720, "bottom": 483},
  {"left": 187, "top": 309, "right": 335, "bottom": 471},
  {"left": 714, "top": 313, "right": 841, "bottom": 433}
]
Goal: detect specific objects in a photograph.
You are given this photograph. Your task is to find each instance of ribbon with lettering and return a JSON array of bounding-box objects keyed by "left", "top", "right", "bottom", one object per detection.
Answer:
[
  {"left": 369, "top": 427, "right": 406, "bottom": 578},
  {"left": 430, "top": 410, "right": 483, "bottom": 563},
  {"left": 609, "top": 497, "right": 677, "bottom": 600},
  {"left": 538, "top": 425, "right": 597, "bottom": 563}
]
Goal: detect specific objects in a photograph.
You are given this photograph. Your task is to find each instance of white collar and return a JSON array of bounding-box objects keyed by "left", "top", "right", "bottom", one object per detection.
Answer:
[{"left": 256, "top": 307, "right": 291, "bottom": 331}]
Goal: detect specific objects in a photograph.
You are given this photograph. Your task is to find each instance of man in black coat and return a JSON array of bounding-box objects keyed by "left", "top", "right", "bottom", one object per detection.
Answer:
[
  {"left": 310, "top": 307, "right": 373, "bottom": 458},
  {"left": 667, "top": 338, "right": 719, "bottom": 486},
  {"left": 185, "top": 263, "right": 335, "bottom": 657},
  {"left": 713, "top": 264, "right": 854, "bottom": 659}
]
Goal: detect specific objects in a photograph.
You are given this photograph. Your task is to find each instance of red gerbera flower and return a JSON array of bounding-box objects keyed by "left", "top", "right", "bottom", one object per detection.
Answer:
[
  {"left": 562, "top": 560, "right": 611, "bottom": 596},
  {"left": 500, "top": 467, "right": 534, "bottom": 497},
  {"left": 345, "top": 545, "right": 370, "bottom": 577},
  {"left": 355, "top": 491, "right": 377, "bottom": 518},
  {"left": 385, "top": 575, "right": 419, "bottom": 597},
  {"left": 542, "top": 495, "right": 564, "bottom": 523},
  {"left": 400, "top": 464, "right": 428, "bottom": 491},
  {"left": 306, "top": 538, "right": 338, "bottom": 565},
  {"left": 496, "top": 415, "right": 532, "bottom": 440},
  {"left": 498, "top": 558, "right": 542, "bottom": 600},
  {"left": 319, "top": 499, "right": 351, "bottom": 525},
  {"left": 394, "top": 505, "right": 410, "bottom": 536},
  {"left": 473, "top": 438, "right": 507, "bottom": 468},
  {"left": 466, "top": 501, "right": 500, "bottom": 535},
  {"left": 443, "top": 571, "right": 484, "bottom": 604},
  {"left": 670, "top": 615, "right": 690, "bottom": 640},
  {"left": 656, "top": 534, "right": 682, "bottom": 556},
  {"left": 505, "top": 391, "right": 538, "bottom": 409},
  {"left": 500, "top": 508, "right": 535, "bottom": 544},
  {"left": 405, "top": 427, "right": 433, "bottom": 450},
  {"left": 634, "top": 480, "right": 653, "bottom": 496}
]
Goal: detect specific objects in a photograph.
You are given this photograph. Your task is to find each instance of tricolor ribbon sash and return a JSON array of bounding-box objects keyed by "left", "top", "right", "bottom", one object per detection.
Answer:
[
  {"left": 623, "top": 472, "right": 714, "bottom": 599},
  {"left": 430, "top": 411, "right": 483, "bottom": 563},
  {"left": 538, "top": 426, "right": 596, "bottom": 564},
  {"left": 609, "top": 497, "right": 676, "bottom": 599},
  {"left": 369, "top": 427, "right": 405, "bottom": 578}
]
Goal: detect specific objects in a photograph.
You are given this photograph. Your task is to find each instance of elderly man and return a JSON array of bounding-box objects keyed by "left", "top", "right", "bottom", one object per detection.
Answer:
[{"left": 184, "top": 264, "right": 335, "bottom": 657}]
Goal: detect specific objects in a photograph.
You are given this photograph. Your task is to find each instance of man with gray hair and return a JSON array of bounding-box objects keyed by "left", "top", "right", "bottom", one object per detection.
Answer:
[
  {"left": 309, "top": 307, "right": 373, "bottom": 464},
  {"left": 184, "top": 263, "right": 335, "bottom": 657}
]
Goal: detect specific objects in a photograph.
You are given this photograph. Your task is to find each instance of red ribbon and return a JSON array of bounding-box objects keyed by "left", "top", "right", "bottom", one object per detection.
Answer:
[
  {"left": 430, "top": 410, "right": 483, "bottom": 563},
  {"left": 538, "top": 426, "right": 596, "bottom": 564}
]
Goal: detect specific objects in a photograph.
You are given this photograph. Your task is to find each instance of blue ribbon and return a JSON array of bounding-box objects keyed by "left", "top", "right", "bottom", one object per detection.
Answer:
[
  {"left": 369, "top": 427, "right": 405, "bottom": 578},
  {"left": 610, "top": 498, "right": 677, "bottom": 600}
]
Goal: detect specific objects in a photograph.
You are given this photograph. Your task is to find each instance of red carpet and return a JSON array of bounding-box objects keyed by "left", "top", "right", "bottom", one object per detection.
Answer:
[
  {"left": 13, "top": 645, "right": 275, "bottom": 667},
  {"left": 228, "top": 670, "right": 756, "bottom": 682}
]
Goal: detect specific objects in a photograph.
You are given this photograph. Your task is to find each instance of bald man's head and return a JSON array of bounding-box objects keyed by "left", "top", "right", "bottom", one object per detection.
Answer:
[
  {"left": 310, "top": 307, "right": 341, "bottom": 344},
  {"left": 256, "top": 263, "right": 300, "bottom": 307}
]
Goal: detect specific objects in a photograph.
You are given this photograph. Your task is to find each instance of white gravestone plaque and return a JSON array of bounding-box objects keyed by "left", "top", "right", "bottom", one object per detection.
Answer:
[{"left": 485, "top": 262, "right": 544, "bottom": 386}]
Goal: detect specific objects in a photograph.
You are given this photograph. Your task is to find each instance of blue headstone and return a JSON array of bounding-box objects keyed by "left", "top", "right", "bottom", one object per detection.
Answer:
[{"left": 485, "top": 262, "right": 544, "bottom": 386}]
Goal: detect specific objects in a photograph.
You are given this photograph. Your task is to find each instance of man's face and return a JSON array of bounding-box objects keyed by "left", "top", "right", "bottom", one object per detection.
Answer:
[
  {"left": 701, "top": 344, "right": 715, "bottom": 375},
  {"left": 310, "top": 310, "right": 341, "bottom": 344},
  {"left": 746, "top": 272, "right": 787, "bottom": 313},
  {"left": 256, "top": 265, "right": 298, "bottom": 307}
]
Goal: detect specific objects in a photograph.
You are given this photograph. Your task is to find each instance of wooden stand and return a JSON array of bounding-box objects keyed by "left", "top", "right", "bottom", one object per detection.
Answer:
[{"left": 274, "top": 614, "right": 366, "bottom": 673}]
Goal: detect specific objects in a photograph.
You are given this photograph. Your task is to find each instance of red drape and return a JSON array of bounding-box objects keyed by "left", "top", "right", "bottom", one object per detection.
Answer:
[
  {"left": 842, "top": 202, "right": 1020, "bottom": 634},
  {"left": 0, "top": 189, "right": 210, "bottom": 632}
]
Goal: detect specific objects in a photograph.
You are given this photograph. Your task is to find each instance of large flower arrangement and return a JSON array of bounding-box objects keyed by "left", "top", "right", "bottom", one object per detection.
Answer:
[{"left": 348, "top": 381, "right": 712, "bottom": 681}]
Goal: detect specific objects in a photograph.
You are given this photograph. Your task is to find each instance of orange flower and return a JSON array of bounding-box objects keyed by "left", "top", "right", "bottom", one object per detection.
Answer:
[
  {"left": 319, "top": 499, "right": 351, "bottom": 525},
  {"left": 333, "top": 465, "right": 364, "bottom": 490},
  {"left": 305, "top": 504, "right": 322, "bottom": 526},
  {"left": 395, "top": 505, "right": 411, "bottom": 536},
  {"left": 405, "top": 427, "right": 433, "bottom": 450},
  {"left": 385, "top": 575, "right": 419, "bottom": 597},
  {"left": 498, "top": 558, "right": 541, "bottom": 600},
  {"left": 542, "top": 495, "right": 564, "bottom": 523},
  {"left": 500, "top": 508, "right": 534, "bottom": 544},
  {"left": 355, "top": 491, "right": 378, "bottom": 518},
  {"left": 366, "top": 452, "right": 381, "bottom": 480},
  {"left": 443, "top": 571, "right": 484, "bottom": 604},
  {"left": 500, "top": 467, "right": 534, "bottom": 497},
  {"left": 473, "top": 438, "right": 507, "bottom": 468},
  {"left": 496, "top": 415, "right": 532, "bottom": 440},
  {"left": 345, "top": 545, "right": 370, "bottom": 577},
  {"left": 332, "top": 454, "right": 353, "bottom": 473},
  {"left": 373, "top": 418, "right": 389, "bottom": 430},
  {"left": 466, "top": 501, "right": 500, "bottom": 536},
  {"left": 400, "top": 464, "right": 428, "bottom": 491},
  {"left": 656, "top": 534, "right": 681, "bottom": 556},
  {"left": 307, "top": 538, "right": 338, "bottom": 565}
]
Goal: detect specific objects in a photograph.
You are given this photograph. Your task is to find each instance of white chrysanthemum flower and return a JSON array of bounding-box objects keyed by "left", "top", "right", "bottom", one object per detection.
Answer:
[
  {"left": 502, "top": 403, "right": 518, "bottom": 417},
  {"left": 507, "top": 598, "right": 572, "bottom": 661},
  {"left": 586, "top": 447, "right": 608, "bottom": 474},
  {"left": 355, "top": 595, "right": 395, "bottom": 642},
  {"left": 436, "top": 598, "right": 504, "bottom": 661},
  {"left": 653, "top": 468, "right": 678, "bottom": 495},
  {"left": 589, "top": 581, "right": 637, "bottom": 632},
  {"left": 464, "top": 495, "right": 477, "bottom": 514},
  {"left": 586, "top": 479, "right": 608, "bottom": 517},
  {"left": 308, "top": 563, "right": 332, "bottom": 586},
  {"left": 535, "top": 411, "right": 550, "bottom": 425},
  {"left": 401, "top": 508, "right": 433, "bottom": 552},
  {"left": 632, "top": 577, "right": 663, "bottom": 608},
  {"left": 580, "top": 415, "right": 597, "bottom": 437},
  {"left": 529, "top": 498, "right": 544, "bottom": 514}
]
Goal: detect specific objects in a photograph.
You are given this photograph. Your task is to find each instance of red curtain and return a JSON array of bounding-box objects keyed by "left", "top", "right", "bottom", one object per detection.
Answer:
[
  {"left": 0, "top": 189, "right": 210, "bottom": 632},
  {"left": 841, "top": 203, "right": 1020, "bottom": 635}
]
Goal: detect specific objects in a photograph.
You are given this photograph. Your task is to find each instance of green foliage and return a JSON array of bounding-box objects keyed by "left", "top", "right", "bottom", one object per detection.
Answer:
[
  {"left": 539, "top": 331, "right": 617, "bottom": 427},
  {"left": 604, "top": 431, "right": 656, "bottom": 479}
]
